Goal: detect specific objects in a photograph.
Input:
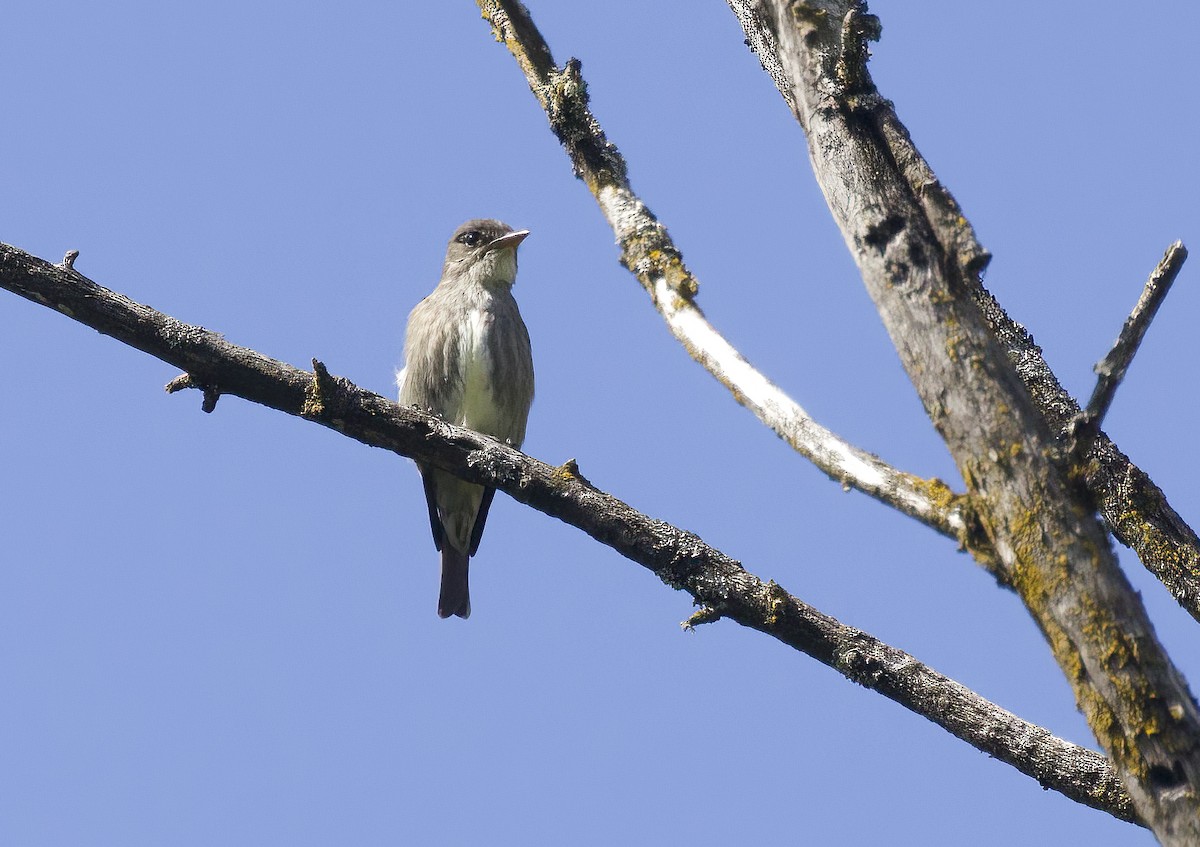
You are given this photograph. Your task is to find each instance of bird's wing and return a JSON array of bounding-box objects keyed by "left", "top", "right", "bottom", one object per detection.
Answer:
[
  {"left": 420, "top": 467, "right": 445, "bottom": 551},
  {"left": 468, "top": 487, "right": 496, "bottom": 556}
]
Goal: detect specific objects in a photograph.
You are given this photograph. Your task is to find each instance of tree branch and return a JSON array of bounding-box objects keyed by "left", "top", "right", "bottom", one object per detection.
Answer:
[
  {"left": 736, "top": 9, "right": 1200, "bottom": 627},
  {"left": 0, "top": 239, "right": 1136, "bottom": 825},
  {"left": 977, "top": 282, "right": 1200, "bottom": 625},
  {"left": 747, "top": 0, "right": 1200, "bottom": 628},
  {"left": 1083, "top": 241, "right": 1187, "bottom": 429},
  {"left": 730, "top": 1, "right": 1200, "bottom": 840},
  {"left": 475, "top": 0, "right": 998, "bottom": 570}
]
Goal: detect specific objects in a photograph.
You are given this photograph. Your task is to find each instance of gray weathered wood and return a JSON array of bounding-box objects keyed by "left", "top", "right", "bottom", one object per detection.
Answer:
[{"left": 729, "top": 2, "right": 1200, "bottom": 841}]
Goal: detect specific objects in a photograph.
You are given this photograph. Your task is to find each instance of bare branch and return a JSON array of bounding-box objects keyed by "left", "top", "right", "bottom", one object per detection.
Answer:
[
  {"left": 165, "top": 372, "right": 222, "bottom": 412},
  {"left": 476, "top": 0, "right": 995, "bottom": 568},
  {"left": 730, "top": 1, "right": 1200, "bottom": 838},
  {"left": 839, "top": 65, "right": 1200, "bottom": 624},
  {"left": 974, "top": 285, "right": 1200, "bottom": 624},
  {"left": 1083, "top": 241, "right": 1187, "bottom": 428},
  {"left": 0, "top": 239, "right": 1136, "bottom": 825},
  {"left": 742, "top": 7, "right": 1200, "bottom": 627},
  {"left": 58, "top": 249, "right": 80, "bottom": 270},
  {"left": 805, "top": 10, "right": 1200, "bottom": 623}
]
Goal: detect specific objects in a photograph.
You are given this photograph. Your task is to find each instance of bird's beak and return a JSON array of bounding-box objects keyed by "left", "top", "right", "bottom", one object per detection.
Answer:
[{"left": 486, "top": 229, "right": 530, "bottom": 253}]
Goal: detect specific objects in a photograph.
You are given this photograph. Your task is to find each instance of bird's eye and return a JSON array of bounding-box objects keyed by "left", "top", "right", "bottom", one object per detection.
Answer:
[{"left": 458, "top": 231, "right": 483, "bottom": 247}]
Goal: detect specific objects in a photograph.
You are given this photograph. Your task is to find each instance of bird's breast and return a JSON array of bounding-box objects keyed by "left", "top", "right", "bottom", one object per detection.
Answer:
[{"left": 456, "top": 306, "right": 503, "bottom": 435}]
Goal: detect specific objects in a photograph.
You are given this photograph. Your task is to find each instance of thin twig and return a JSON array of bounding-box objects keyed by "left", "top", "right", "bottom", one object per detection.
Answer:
[
  {"left": 1084, "top": 241, "right": 1187, "bottom": 427},
  {"left": 476, "top": 0, "right": 994, "bottom": 567},
  {"left": 58, "top": 249, "right": 80, "bottom": 270},
  {"left": 0, "top": 239, "right": 1137, "bottom": 825}
]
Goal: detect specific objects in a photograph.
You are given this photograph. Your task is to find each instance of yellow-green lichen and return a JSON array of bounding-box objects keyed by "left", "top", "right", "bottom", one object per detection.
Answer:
[
  {"left": 912, "top": 475, "right": 957, "bottom": 509},
  {"left": 1001, "top": 497, "right": 1182, "bottom": 783},
  {"left": 944, "top": 332, "right": 965, "bottom": 363},
  {"left": 681, "top": 606, "right": 722, "bottom": 631},
  {"left": 763, "top": 580, "right": 789, "bottom": 627}
]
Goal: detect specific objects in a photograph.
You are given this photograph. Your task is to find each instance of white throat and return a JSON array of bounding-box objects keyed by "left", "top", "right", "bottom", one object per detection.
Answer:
[{"left": 461, "top": 248, "right": 518, "bottom": 289}]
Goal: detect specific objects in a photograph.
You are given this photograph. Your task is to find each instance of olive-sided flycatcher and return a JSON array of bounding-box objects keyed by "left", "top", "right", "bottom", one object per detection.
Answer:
[{"left": 397, "top": 219, "right": 535, "bottom": 618}]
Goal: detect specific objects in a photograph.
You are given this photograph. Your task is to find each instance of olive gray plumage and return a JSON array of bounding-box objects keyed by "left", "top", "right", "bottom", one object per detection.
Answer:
[{"left": 397, "top": 219, "right": 535, "bottom": 618}]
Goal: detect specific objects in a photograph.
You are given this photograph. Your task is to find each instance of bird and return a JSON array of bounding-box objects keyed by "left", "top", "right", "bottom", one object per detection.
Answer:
[{"left": 397, "top": 219, "right": 535, "bottom": 618}]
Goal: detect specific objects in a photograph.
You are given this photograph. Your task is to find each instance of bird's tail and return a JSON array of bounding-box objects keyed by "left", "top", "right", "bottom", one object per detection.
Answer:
[{"left": 438, "top": 546, "right": 471, "bottom": 619}]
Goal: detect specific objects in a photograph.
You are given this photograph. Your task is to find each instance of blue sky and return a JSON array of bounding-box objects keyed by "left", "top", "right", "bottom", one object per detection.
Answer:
[{"left": 2, "top": 2, "right": 1197, "bottom": 844}]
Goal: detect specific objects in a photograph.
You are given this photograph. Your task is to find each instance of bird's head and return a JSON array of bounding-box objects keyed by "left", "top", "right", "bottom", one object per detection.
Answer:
[{"left": 442, "top": 218, "right": 530, "bottom": 289}]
